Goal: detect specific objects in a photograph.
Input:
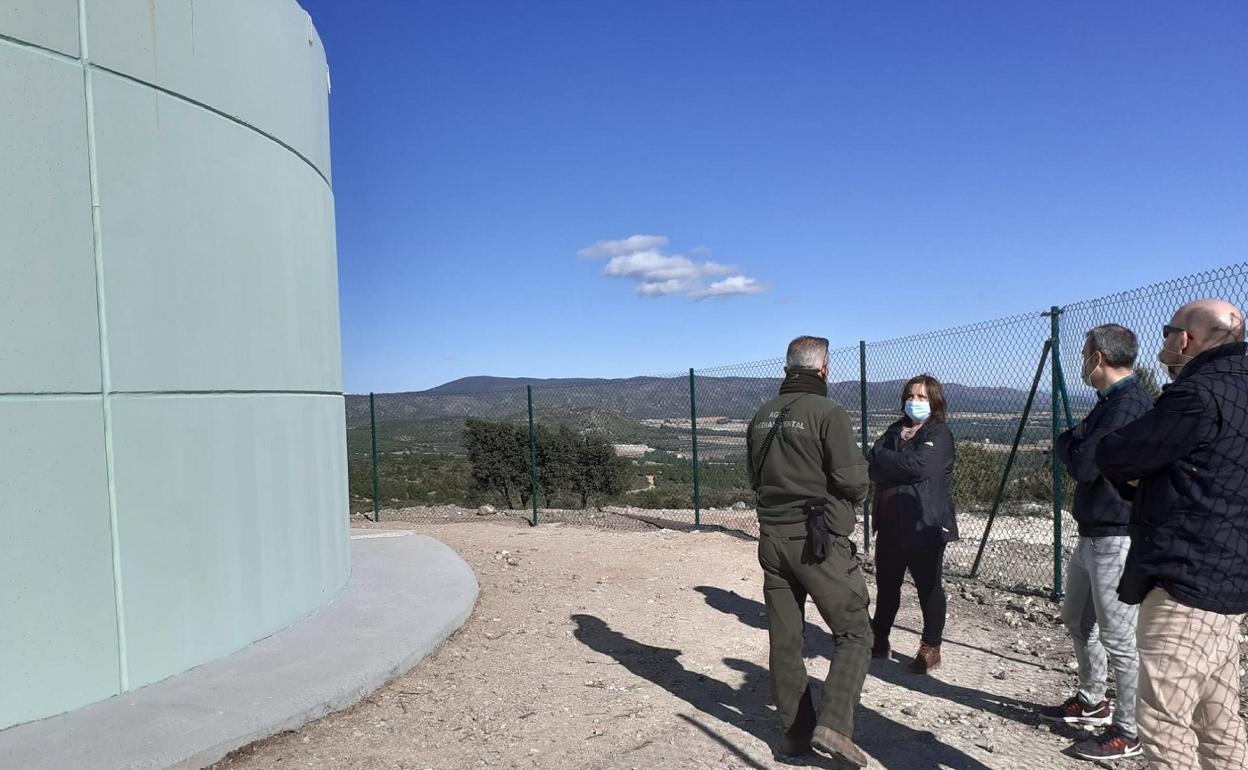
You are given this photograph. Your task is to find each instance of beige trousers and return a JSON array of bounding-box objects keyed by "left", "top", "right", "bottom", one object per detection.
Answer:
[{"left": 1136, "top": 588, "right": 1247, "bottom": 770}]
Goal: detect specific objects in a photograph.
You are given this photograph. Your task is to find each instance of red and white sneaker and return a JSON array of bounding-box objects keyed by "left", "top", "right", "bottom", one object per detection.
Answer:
[
  {"left": 1039, "top": 695, "right": 1112, "bottom": 727},
  {"left": 1072, "top": 725, "right": 1143, "bottom": 760}
]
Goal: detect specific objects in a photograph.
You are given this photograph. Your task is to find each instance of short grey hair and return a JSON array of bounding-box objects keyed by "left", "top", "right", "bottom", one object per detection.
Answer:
[
  {"left": 785, "top": 336, "right": 830, "bottom": 370},
  {"left": 1085, "top": 324, "right": 1138, "bottom": 368}
]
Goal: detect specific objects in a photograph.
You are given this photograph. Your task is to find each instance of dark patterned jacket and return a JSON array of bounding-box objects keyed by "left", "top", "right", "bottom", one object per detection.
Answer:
[{"left": 1097, "top": 342, "right": 1248, "bottom": 613}]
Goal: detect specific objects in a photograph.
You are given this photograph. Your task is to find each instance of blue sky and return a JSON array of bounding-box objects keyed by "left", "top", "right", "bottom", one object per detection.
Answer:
[{"left": 296, "top": 1, "right": 1248, "bottom": 393}]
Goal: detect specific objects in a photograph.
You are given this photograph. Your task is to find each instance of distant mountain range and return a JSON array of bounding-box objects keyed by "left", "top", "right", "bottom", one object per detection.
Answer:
[{"left": 346, "top": 375, "right": 1088, "bottom": 431}]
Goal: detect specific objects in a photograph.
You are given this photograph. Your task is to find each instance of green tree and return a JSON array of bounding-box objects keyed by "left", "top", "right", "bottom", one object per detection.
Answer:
[
  {"left": 463, "top": 419, "right": 530, "bottom": 508},
  {"left": 536, "top": 425, "right": 578, "bottom": 506},
  {"left": 1134, "top": 365, "right": 1162, "bottom": 401},
  {"left": 536, "top": 426, "right": 628, "bottom": 508},
  {"left": 951, "top": 443, "right": 1005, "bottom": 509},
  {"left": 570, "top": 433, "right": 628, "bottom": 508}
]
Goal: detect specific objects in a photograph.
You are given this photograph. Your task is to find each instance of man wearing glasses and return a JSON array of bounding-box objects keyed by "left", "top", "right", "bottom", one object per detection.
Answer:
[
  {"left": 1097, "top": 299, "right": 1248, "bottom": 770},
  {"left": 1044, "top": 324, "right": 1151, "bottom": 761}
]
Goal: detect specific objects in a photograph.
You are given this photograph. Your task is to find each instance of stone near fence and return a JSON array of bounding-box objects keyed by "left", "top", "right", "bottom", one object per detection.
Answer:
[
  {"left": 494, "top": 549, "right": 521, "bottom": 567},
  {"left": 730, "top": 501, "right": 749, "bottom": 511},
  {"left": 477, "top": 505, "right": 497, "bottom": 516},
  {"left": 1005, "top": 597, "right": 1033, "bottom": 613}
]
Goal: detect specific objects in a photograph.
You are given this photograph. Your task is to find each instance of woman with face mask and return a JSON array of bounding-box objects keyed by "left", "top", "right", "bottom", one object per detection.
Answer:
[{"left": 867, "top": 374, "right": 958, "bottom": 674}]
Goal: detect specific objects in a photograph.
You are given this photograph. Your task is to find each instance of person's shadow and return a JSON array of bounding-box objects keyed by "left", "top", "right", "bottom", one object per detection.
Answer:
[
  {"left": 572, "top": 613, "right": 996, "bottom": 769},
  {"left": 694, "top": 585, "right": 1043, "bottom": 731},
  {"left": 571, "top": 613, "right": 803, "bottom": 768}
]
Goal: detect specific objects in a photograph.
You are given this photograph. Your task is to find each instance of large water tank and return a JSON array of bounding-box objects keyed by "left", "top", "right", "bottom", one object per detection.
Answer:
[{"left": 0, "top": 0, "right": 348, "bottom": 730}]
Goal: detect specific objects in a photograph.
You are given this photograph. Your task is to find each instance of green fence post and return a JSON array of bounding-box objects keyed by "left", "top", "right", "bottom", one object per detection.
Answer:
[
  {"left": 1054, "top": 342, "right": 1076, "bottom": 430},
  {"left": 1050, "top": 307, "right": 1065, "bottom": 600},
  {"left": 971, "top": 340, "right": 1051, "bottom": 578},
  {"left": 690, "top": 368, "right": 702, "bottom": 530},
  {"left": 859, "top": 340, "right": 870, "bottom": 556},
  {"left": 527, "top": 385, "right": 539, "bottom": 526},
  {"left": 369, "top": 392, "right": 380, "bottom": 523}
]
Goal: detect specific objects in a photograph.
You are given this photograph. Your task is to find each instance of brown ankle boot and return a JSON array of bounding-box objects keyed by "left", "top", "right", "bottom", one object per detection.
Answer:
[
  {"left": 810, "top": 726, "right": 869, "bottom": 767},
  {"left": 909, "top": 642, "right": 941, "bottom": 674}
]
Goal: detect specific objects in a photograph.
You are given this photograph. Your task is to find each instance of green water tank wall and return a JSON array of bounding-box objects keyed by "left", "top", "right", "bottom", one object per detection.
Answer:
[{"left": 0, "top": 0, "right": 349, "bottom": 730}]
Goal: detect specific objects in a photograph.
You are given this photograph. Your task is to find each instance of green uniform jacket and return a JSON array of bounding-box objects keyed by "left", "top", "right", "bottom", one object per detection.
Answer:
[{"left": 747, "top": 391, "right": 870, "bottom": 526}]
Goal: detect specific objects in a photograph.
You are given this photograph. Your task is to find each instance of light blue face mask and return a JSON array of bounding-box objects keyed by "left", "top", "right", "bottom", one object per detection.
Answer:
[{"left": 904, "top": 400, "right": 931, "bottom": 422}]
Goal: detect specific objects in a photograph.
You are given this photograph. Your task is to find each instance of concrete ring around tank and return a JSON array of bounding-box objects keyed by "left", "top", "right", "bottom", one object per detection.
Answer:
[{"left": 0, "top": 530, "right": 479, "bottom": 770}]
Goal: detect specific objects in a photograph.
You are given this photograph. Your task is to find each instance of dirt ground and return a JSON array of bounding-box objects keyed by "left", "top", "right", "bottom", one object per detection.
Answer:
[
  {"left": 213, "top": 518, "right": 1160, "bottom": 770},
  {"left": 370, "top": 503, "right": 1080, "bottom": 598}
]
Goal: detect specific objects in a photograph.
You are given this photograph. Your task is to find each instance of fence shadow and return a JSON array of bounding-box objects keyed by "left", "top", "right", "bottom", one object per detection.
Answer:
[
  {"left": 599, "top": 509, "right": 760, "bottom": 541},
  {"left": 890, "top": 621, "right": 1047, "bottom": 670}
]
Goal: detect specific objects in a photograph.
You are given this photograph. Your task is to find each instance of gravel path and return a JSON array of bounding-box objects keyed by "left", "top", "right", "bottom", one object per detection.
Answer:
[{"left": 212, "top": 517, "right": 1155, "bottom": 770}]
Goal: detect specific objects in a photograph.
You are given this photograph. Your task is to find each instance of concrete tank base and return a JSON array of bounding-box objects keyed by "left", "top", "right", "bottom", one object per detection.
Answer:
[{"left": 0, "top": 531, "right": 478, "bottom": 770}]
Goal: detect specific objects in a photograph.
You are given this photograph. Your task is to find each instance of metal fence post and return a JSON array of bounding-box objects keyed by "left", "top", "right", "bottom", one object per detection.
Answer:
[
  {"left": 690, "top": 368, "right": 701, "bottom": 529},
  {"left": 1050, "top": 306, "right": 1065, "bottom": 600},
  {"left": 369, "top": 392, "right": 381, "bottom": 523},
  {"left": 1054, "top": 354, "right": 1075, "bottom": 430},
  {"left": 859, "top": 340, "right": 870, "bottom": 556},
  {"left": 972, "top": 340, "right": 1052, "bottom": 578},
  {"left": 527, "top": 385, "right": 539, "bottom": 526}
]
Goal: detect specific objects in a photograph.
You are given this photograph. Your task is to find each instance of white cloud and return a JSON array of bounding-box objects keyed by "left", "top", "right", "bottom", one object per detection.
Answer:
[
  {"left": 604, "top": 251, "right": 698, "bottom": 282},
  {"left": 635, "top": 279, "right": 691, "bottom": 297},
  {"left": 577, "top": 234, "right": 669, "bottom": 259},
  {"left": 694, "top": 275, "right": 767, "bottom": 300},
  {"left": 578, "top": 234, "right": 766, "bottom": 301},
  {"left": 700, "top": 261, "right": 735, "bottom": 277}
]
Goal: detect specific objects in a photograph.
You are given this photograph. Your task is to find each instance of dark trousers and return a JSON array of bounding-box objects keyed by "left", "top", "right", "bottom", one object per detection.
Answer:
[
  {"left": 758, "top": 520, "right": 872, "bottom": 740},
  {"left": 872, "top": 539, "right": 947, "bottom": 648}
]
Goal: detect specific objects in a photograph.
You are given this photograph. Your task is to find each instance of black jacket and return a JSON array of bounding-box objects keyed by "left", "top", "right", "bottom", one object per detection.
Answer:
[
  {"left": 747, "top": 373, "right": 869, "bottom": 527},
  {"left": 868, "top": 419, "right": 958, "bottom": 549},
  {"left": 1097, "top": 342, "right": 1248, "bottom": 614},
  {"left": 1055, "top": 377, "right": 1153, "bottom": 537}
]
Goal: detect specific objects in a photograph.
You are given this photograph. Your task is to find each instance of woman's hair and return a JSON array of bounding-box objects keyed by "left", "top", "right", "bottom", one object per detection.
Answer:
[{"left": 901, "top": 374, "right": 947, "bottom": 423}]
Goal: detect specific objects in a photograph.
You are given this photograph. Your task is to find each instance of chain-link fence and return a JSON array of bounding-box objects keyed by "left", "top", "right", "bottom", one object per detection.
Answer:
[
  {"left": 862, "top": 312, "right": 1072, "bottom": 595},
  {"left": 346, "top": 262, "right": 1248, "bottom": 598}
]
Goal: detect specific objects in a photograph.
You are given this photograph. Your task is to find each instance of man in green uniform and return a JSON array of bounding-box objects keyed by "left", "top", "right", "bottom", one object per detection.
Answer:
[{"left": 747, "top": 335, "right": 872, "bottom": 767}]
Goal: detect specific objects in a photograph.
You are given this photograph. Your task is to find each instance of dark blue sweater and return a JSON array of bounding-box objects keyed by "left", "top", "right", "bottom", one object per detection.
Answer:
[{"left": 1055, "top": 377, "right": 1152, "bottom": 537}]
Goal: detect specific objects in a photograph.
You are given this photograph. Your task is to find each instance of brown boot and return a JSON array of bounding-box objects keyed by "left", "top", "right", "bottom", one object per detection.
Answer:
[
  {"left": 871, "top": 640, "right": 890, "bottom": 659},
  {"left": 811, "top": 726, "right": 869, "bottom": 767},
  {"left": 909, "top": 642, "right": 941, "bottom": 674}
]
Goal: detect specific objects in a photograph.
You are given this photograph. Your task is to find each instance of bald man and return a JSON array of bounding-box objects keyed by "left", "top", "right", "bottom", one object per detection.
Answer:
[{"left": 1096, "top": 299, "right": 1248, "bottom": 770}]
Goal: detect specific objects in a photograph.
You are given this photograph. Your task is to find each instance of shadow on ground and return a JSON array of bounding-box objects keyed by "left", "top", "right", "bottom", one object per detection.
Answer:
[
  {"left": 694, "top": 586, "right": 1045, "bottom": 731},
  {"left": 572, "top": 613, "right": 995, "bottom": 769}
]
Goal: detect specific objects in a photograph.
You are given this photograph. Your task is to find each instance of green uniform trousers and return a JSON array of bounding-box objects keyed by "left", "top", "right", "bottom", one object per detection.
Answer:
[{"left": 758, "top": 519, "right": 872, "bottom": 739}]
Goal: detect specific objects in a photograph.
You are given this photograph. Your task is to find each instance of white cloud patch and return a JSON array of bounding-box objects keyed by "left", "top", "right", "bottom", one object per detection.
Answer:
[
  {"left": 694, "top": 275, "right": 767, "bottom": 300},
  {"left": 577, "top": 234, "right": 669, "bottom": 259},
  {"left": 579, "top": 234, "right": 766, "bottom": 300},
  {"left": 635, "top": 279, "right": 691, "bottom": 297}
]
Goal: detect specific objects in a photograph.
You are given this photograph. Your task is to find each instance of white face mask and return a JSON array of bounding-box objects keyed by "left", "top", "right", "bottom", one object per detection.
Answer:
[
  {"left": 1158, "top": 347, "right": 1193, "bottom": 380},
  {"left": 1159, "top": 326, "right": 1195, "bottom": 380},
  {"left": 904, "top": 399, "right": 931, "bottom": 422},
  {"left": 1080, "top": 353, "right": 1101, "bottom": 387}
]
